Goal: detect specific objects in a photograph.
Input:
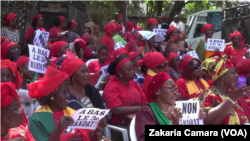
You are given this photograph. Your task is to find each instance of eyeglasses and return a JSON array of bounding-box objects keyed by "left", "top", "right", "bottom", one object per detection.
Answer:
[
  {"left": 3, "top": 106, "right": 23, "bottom": 115},
  {"left": 161, "top": 85, "right": 179, "bottom": 92},
  {"left": 193, "top": 64, "right": 201, "bottom": 70}
]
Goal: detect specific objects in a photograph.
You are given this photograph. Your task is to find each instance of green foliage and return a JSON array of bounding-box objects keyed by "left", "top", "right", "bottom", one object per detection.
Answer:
[
  {"left": 1, "top": 11, "right": 7, "bottom": 27},
  {"left": 137, "top": 22, "right": 147, "bottom": 30}
]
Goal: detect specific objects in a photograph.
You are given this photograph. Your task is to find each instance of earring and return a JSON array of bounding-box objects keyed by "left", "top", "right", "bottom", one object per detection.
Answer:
[
  {"left": 21, "top": 72, "right": 23, "bottom": 76},
  {"left": 120, "top": 75, "right": 122, "bottom": 78},
  {"left": 51, "top": 96, "right": 54, "bottom": 100}
]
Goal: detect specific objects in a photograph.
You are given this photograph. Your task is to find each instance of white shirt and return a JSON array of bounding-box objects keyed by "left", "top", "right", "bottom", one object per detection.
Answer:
[{"left": 170, "top": 21, "right": 185, "bottom": 34}]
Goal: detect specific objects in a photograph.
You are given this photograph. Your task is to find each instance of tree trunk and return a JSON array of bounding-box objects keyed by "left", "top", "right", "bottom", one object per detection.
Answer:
[
  {"left": 156, "top": 1, "right": 163, "bottom": 17},
  {"left": 167, "top": 1, "right": 186, "bottom": 24}
]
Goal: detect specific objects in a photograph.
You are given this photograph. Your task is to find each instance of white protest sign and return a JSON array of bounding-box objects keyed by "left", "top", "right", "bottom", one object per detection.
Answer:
[
  {"left": 33, "top": 29, "right": 49, "bottom": 48},
  {"left": 69, "top": 42, "right": 75, "bottom": 53},
  {"left": 68, "top": 108, "right": 110, "bottom": 130},
  {"left": 153, "top": 28, "right": 168, "bottom": 41},
  {"left": 175, "top": 100, "right": 200, "bottom": 119},
  {"left": 206, "top": 38, "right": 225, "bottom": 52},
  {"left": 28, "top": 45, "right": 50, "bottom": 74},
  {"left": 177, "top": 51, "right": 186, "bottom": 60},
  {"left": 101, "top": 65, "right": 109, "bottom": 76},
  {"left": 114, "top": 42, "right": 125, "bottom": 50},
  {"left": 179, "top": 118, "right": 203, "bottom": 125},
  {"left": 122, "top": 27, "right": 125, "bottom": 33},
  {"left": 187, "top": 51, "right": 199, "bottom": 60},
  {"left": 138, "top": 31, "right": 156, "bottom": 40}
]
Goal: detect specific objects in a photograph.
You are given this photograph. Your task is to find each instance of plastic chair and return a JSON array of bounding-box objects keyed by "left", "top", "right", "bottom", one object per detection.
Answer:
[
  {"left": 85, "top": 59, "right": 98, "bottom": 67},
  {"left": 129, "top": 116, "right": 137, "bottom": 141}
]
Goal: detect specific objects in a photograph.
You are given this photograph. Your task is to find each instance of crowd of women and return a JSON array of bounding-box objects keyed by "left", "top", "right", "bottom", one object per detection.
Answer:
[{"left": 1, "top": 12, "right": 250, "bottom": 141}]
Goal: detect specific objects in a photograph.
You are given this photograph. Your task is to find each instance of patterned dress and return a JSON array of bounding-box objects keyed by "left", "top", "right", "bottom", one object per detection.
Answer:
[
  {"left": 1, "top": 27, "right": 20, "bottom": 43},
  {"left": 1, "top": 125, "right": 35, "bottom": 141},
  {"left": 134, "top": 73, "right": 145, "bottom": 88}
]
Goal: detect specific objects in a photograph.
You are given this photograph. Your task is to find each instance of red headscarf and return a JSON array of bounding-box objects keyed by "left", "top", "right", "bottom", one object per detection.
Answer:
[
  {"left": 74, "top": 38, "right": 86, "bottom": 49},
  {"left": 147, "top": 18, "right": 159, "bottom": 26},
  {"left": 50, "top": 41, "right": 67, "bottom": 57},
  {"left": 32, "top": 14, "right": 43, "bottom": 22},
  {"left": 202, "top": 24, "right": 214, "bottom": 33},
  {"left": 112, "top": 47, "right": 129, "bottom": 61},
  {"left": 1, "top": 60, "right": 22, "bottom": 90},
  {"left": 116, "top": 23, "right": 123, "bottom": 32},
  {"left": 1, "top": 82, "right": 19, "bottom": 108},
  {"left": 1, "top": 41, "right": 18, "bottom": 59},
  {"left": 179, "top": 55, "right": 194, "bottom": 71},
  {"left": 237, "top": 59, "right": 250, "bottom": 77},
  {"left": 16, "top": 56, "right": 29, "bottom": 68},
  {"left": 59, "top": 16, "right": 65, "bottom": 26},
  {"left": 125, "top": 40, "right": 137, "bottom": 53},
  {"left": 116, "top": 58, "right": 130, "bottom": 73},
  {"left": 167, "top": 26, "right": 180, "bottom": 35},
  {"left": 60, "top": 57, "right": 85, "bottom": 77},
  {"left": 147, "top": 72, "right": 171, "bottom": 102},
  {"left": 134, "top": 32, "right": 145, "bottom": 46},
  {"left": 1, "top": 36, "right": 9, "bottom": 44},
  {"left": 129, "top": 52, "right": 141, "bottom": 61},
  {"left": 81, "top": 34, "right": 92, "bottom": 44},
  {"left": 126, "top": 21, "right": 133, "bottom": 32},
  {"left": 230, "top": 31, "right": 244, "bottom": 46},
  {"left": 27, "top": 66, "right": 68, "bottom": 99},
  {"left": 69, "top": 20, "right": 77, "bottom": 30},
  {"left": 138, "top": 52, "right": 165, "bottom": 68},
  {"left": 103, "top": 22, "right": 117, "bottom": 36},
  {"left": 4, "top": 13, "right": 16, "bottom": 26},
  {"left": 162, "top": 16, "right": 167, "bottom": 20},
  {"left": 167, "top": 52, "right": 179, "bottom": 63},
  {"left": 117, "top": 14, "right": 123, "bottom": 19}
]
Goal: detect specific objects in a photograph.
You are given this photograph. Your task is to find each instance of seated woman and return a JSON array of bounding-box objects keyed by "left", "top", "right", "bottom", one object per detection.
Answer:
[
  {"left": 176, "top": 55, "right": 209, "bottom": 100},
  {"left": 1, "top": 41, "right": 21, "bottom": 61},
  {"left": 50, "top": 41, "right": 68, "bottom": 58},
  {"left": 196, "top": 55, "right": 250, "bottom": 124},
  {"left": 166, "top": 52, "right": 181, "bottom": 82},
  {"left": 1, "top": 82, "right": 35, "bottom": 141},
  {"left": 28, "top": 66, "right": 106, "bottom": 141},
  {"left": 129, "top": 52, "right": 145, "bottom": 87}
]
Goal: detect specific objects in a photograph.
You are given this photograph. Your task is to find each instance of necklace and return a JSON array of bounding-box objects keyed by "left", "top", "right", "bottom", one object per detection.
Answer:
[
  {"left": 69, "top": 85, "right": 85, "bottom": 98},
  {"left": 161, "top": 106, "right": 171, "bottom": 113}
]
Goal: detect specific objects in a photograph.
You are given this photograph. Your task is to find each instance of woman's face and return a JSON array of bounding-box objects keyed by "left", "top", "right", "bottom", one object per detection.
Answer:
[
  {"left": 1, "top": 98, "right": 23, "bottom": 129},
  {"left": 150, "top": 23, "right": 158, "bottom": 31},
  {"left": 205, "top": 27, "right": 214, "bottom": 38},
  {"left": 53, "top": 81, "right": 70, "bottom": 110},
  {"left": 98, "top": 49, "right": 108, "bottom": 62},
  {"left": 7, "top": 45, "right": 21, "bottom": 61},
  {"left": 1, "top": 68, "right": 15, "bottom": 83},
  {"left": 58, "top": 44, "right": 69, "bottom": 57},
  {"left": 171, "top": 29, "right": 181, "bottom": 37},
  {"left": 232, "top": 36, "right": 241, "bottom": 46},
  {"left": 37, "top": 17, "right": 44, "bottom": 27},
  {"left": 133, "top": 55, "right": 142, "bottom": 67},
  {"left": 223, "top": 67, "right": 239, "bottom": 89},
  {"left": 62, "top": 19, "right": 67, "bottom": 29},
  {"left": 158, "top": 79, "right": 178, "bottom": 106},
  {"left": 11, "top": 17, "right": 18, "bottom": 28},
  {"left": 117, "top": 17, "right": 123, "bottom": 23},
  {"left": 192, "top": 59, "right": 202, "bottom": 78},
  {"left": 152, "top": 61, "right": 167, "bottom": 74},
  {"left": 119, "top": 61, "right": 135, "bottom": 81},
  {"left": 73, "top": 65, "right": 89, "bottom": 86},
  {"left": 170, "top": 56, "right": 180, "bottom": 69},
  {"left": 20, "top": 63, "right": 35, "bottom": 80}
]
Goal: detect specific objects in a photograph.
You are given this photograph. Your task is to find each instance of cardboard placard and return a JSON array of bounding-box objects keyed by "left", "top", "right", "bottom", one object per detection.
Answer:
[
  {"left": 33, "top": 29, "right": 49, "bottom": 48},
  {"left": 175, "top": 100, "right": 200, "bottom": 119},
  {"left": 138, "top": 31, "right": 156, "bottom": 40},
  {"left": 101, "top": 65, "right": 109, "bottom": 76},
  {"left": 206, "top": 38, "right": 225, "bottom": 51},
  {"left": 187, "top": 51, "right": 199, "bottom": 60},
  {"left": 179, "top": 118, "right": 204, "bottom": 125},
  {"left": 153, "top": 28, "right": 168, "bottom": 41}
]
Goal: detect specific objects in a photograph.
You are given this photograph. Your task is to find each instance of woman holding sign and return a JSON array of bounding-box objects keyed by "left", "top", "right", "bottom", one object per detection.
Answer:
[
  {"left": 28, "top": 66, "right": 106, "bottom": 141},
  {"left": 196, "top": 54, "right": 250, "bottom": 124}
]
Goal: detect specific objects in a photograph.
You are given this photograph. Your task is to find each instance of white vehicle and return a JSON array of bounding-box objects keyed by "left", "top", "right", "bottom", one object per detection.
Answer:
[{"left": 185, "top": 9, "right": 223, "bottom": 49}]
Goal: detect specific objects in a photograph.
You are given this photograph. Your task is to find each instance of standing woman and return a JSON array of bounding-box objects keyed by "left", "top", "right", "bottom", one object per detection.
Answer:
[
  {"left": 147, "top": 18, "right": 158, "bottom": 31},
  {"left": 129, "top": 52, "right": 144, "bottom": 87},
  {"left": 166, "top": 52, "right": 181, "bottom": 82},
  {"left": 67, "top": 20, "right": 80, "bottom": 43},
  {"left": 1, "top": 13, "right": 20, "bottom": 44},
  {"left": 49, "top": 16, "right": 67, "bottom": 43},
  {"left": 1, "top": 41, "right": 21, "bottom": 61},
  {"left": 100, "top": 22, "right": 117, "bottom": 62},
  {"left": 176, "top": 55, "right": 209, "bottom": 100},
  {"left": 123, "top": 21, "right": 134, "bottom": 42},
  {"left": 111, "top": 14, "right": 124, "bottom": 28}
]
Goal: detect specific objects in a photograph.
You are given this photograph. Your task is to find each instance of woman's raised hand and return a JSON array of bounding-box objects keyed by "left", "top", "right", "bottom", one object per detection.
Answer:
[{"left": 171, "top": 107, "right": 182, "bottom": 125}]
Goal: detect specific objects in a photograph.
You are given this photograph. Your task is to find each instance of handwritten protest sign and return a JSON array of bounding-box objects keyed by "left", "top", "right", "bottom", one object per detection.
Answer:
[
  {"left": 68, "top": 108, "right": 110, "bottom": 130},
  {"left": 179, "top": 118, "right": 203, "bottom": 125},
  {"left": 175, "top": 100, "right": 200, "bottom": 119},
  {"left": 101, "top": 65, "right": 109, "bottom": 76},
  {"left": 206, "top": 38, "right": 225, "bottom": 51},
  {"left": 114, "top": 42, "right": 125, "bottom": 50},
  {"left": 33, "top": 29, "right": 49, "bottom": 48},
  {"left": 28, "top": 45, "right": 50, "bottom": 74},
  {"left": 138, "top": 31, "right": 156, "bottom": 40},
  {"left": 187, "top": 51, "right": 199, "bottom": 60},
  {"left": 153, "top": 28, "right": 168, "bottom": 41}
]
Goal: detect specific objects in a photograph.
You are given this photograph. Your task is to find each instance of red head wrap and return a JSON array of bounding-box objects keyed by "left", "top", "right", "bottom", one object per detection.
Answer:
[
  {"left": 32, "top": 14, "right": 43, "bottom": 22},
  {"left": 1, "top": 36, "right": 9, "bottom": 44},
  {"left": 138, "top": 52, "right": 165, "bottom": 69},
  {"left": 167, "top": 52, "right": 179, "bottom": 63},
  {"left": 230, "top": 31, "right": 244, "bottom": 46},
  {"left": 162, "top": 16, "right": 167, "bottom": 20},
  {"left": 129, "top": 52, "right": 141, "bottom": 61},
  {"left": 147, "top": 72, "right": 171, "bottom": 102},
  {"left": 126, "top": 21, "right": 134, "bottom": 32},
  {"left": 237, "top": 59, "right": 250, "bottom": 77},
  {"left": 16, "top": 56, "right": 29, "bottom": 68},
  {"left": 167, "top": 26, "right": 180, "bottom": 35},
  {"left": 27, "top": 66, "right": 68, "bottom": 99},
  {"left": 59, "top": 16, "right": 65, "bottom": 25},
  {"left": 202, "top": 24, "right": 214, "bottom": 33},
  {"left": 116, "top": 23, "right": 123, "bottom": 32},
  {"left": 1, "top": 41, "right": 18, "bottom": 59},
  {"left": 103, "top": 23, "right": 117, "bottom": 36},
  {"left": 117, "top": 14, "right": 123, "bottom": 19},
  {"left": 1, "top": 60, "right": 22, "bottom": 90},
  {"left": 112, "top": 47, "right": 129, "bottom": 61},
  {"left": 60, "top": 57, "right": 85, "bottom": 77},
  {"left": 1, "top": 82, "right": 19, "bottom": 108},
  {"left": 69, "top": 20, "right": 77, "bottom": 30},
  {"left": 81, "top": 34, "right": 92, "bottom": 44},
  {"left": 147, "top": 18, "right": 159, "bottom": 26},
  {"left": 50, "top": 41, "right": 67, "bottom": 57},
  {"left": 4, "top": 13, "right": 16, "bottom": 26},
  {"left": 116, "top": 58, "right": 130, "bottom": 74},
  {"left": 179, "top": 55, "right": 194, "bottom": 71},
  {"left": 74, "top": 38, "right": 86, "bottom": 49}
]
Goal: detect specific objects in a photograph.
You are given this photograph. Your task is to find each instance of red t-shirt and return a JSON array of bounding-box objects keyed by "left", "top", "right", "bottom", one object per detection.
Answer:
[
  {"left": 224, "top": 46, "right": 246, "bottom": 59},
  {"left": 83, "top": 46, "right": 94, "bottom": 63},
  {"left": 52, "top": 111, "right": 92, "bottom": 141},
  {"left": 103, "top": 79, "right": 148, "bottom": 124},
  {"left": 88, "top": 60, "right": 110, "bottom": 74},
  {"left": 142, "top": 74, "right": 153, "bottom": 102},
  {"left": 49, "top": 26, "right": 63, "bottom": 39},
  {"left": 100, "top": 35, "right": 115, "bottom": 62},
  {"left": 24, "top": 26, "right": 46, "bottom": 44},
  {"left": 123, "top": 32, "right": 134, "bottom": 42}
]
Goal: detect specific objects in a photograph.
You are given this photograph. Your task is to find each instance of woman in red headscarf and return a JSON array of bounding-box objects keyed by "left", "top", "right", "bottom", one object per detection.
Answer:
[
  {"left": 49, "top": 16, "right": 67, "bottom": 43},
  {"left": 166, "top": 52, "right": 181, "bottom": 82},
  {"left": 24, "top": 14, "right": 46, "bottom": 44},
  {"left": 140, "top": 52, "right": 167, "bottom": 101},
  {"left": 1, "top": 41, "right": 21, "bottom": 61},
  {"left": 176, "top": 55, "right": 209, "bottom": 100},
  {"left": 50, "top": 41, "right": 68, "bottom": 58},
  {"left": 147, "top": 18, "right": 158, "bottom": 31},
  {"left": 81, "top": 33, "right": 97, "bottom": 53},
  {"left": 74, "top": 38, "right": 97, "bottom": 62},
  {"left": 100, "top": 22, "right": 117, "bottom": 62},
  {"left": 129, "top": 52, "right": 144, "bottom": 87},
  {"left": 1, "top": 82, "right": 35, "bottom": 141},
  {"left": 224, "top": 31, "right": 247, "bottom": 59},
  {"left": 1, "top": 13, "right": 20, "bottom": 43},
  {"left": 123, "top": 21, "right": 134, "bottom": 42},
  {"left": 67, "top": 20, "right": 80, "bottom": 43},
  {"left": 110, "top": 14, "right": 124, "bottom": 28}
]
